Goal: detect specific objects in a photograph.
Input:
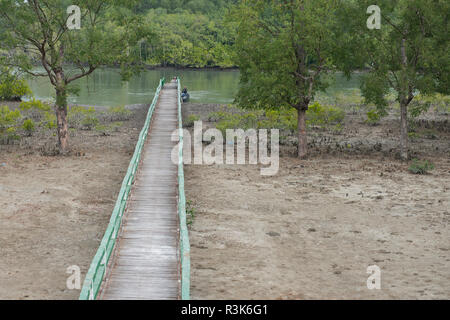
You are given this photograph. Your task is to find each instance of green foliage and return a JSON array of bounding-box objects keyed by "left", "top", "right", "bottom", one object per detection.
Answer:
[
  {"left": 42, "top": 111, "right": 57, "bottom": 130},
  {"left": 19, "top": 98, "right": 53, "bottom": 125},
  {"left": 19, "top": 98, "right": 56, "bottom": 130},
  {"left": 261, "top": 109, "right": 297, "bottom": 132},
  {"left": 233, "top": 0, "right": 341, "bottom": 110},
  {"left": 341, "top": 0, "right": 449, "bottom": 101},
  {"left": 22, "top": 119, "right": 36, "bottom": 136},
  {"left": 0, "top": 0, "right": 153, "bottom": 150},
  {"left": 366, "top": 109, "right": 381, "bottom": 126},
  {"left": 95, "top": 121, "right": 123, "bottom": 135},
  {"left": 67, "top": 106, "right": 86, "bottom": 128},
  {"left": 211, "top": 102, "right": 344, "bottom": 135},
  {"left": 82, "top": 109, "right": 99, "bottom": 130},
  {"left": 143, "top": 9, "right": 236, "bottom": 67},
  {"left": 408, "top": 131, "right": 420, "bottom": 141},
  {"left": 0, "top": 70, "right": 32, "bottom": 101},
  {"left": 414, "top": 94, "right": 450, "bottom": 114},
  {"left": 185, "top": 115, "right": 200, "bottom": 128},
  {"left": 0, "top": 105, "right": 21, "bottom": 128},
  {"left": 366, "top": 108, "right": 387, "bottom": 126},
  {"left": 213, "top": 109, "right": 265, "bottom": 135},
  {"left": 95, "top": 124, "right": 110, "bottom": 135},
  {"left": 0, "top": 105, "right": 21, "bottom": 143},
  {"left": 186, "top": 200, "right": 196, "bottom": 226},
  {"left": 19, "top": 98, "right": 51, "bottom": 112},
  {"left": 306, "top": 102, "right": 345, "bottom": 127},
  {"left": 231, "top": 0, "right": 343, "bottom": 156},
  {"left": 339, "top": 0, "right": 449, "bottom": 159},
  {"left": 408, "top": 159, "right": 435, "bottom": 175},
  {"left": 135, "top": 0, "right": 231, "bottom": 15},
  {"left": 409, "top": 93, "right": 450, "bottom": 117},
  {"left": 68, "top": 106, "right": 99, "bottom": 130},
  {"left": 215, "top": 115, "right": 244, "bottom": 135},
  {"left": 108, "top": 106, "right": 132, "bottom": 121}
]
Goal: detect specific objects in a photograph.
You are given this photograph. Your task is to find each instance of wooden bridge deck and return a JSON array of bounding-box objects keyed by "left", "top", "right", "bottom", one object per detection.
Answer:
[{"left": 99, "top": 81, "right": 180, "bottom": 300}]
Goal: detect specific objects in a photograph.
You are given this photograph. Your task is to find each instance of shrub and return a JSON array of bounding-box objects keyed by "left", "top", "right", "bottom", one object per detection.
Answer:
[
  {"left": 0, "top": 105, "right": 21, "bottom": 143},
  {"left": 108, "top": 106, "right": 132, "bottom": 121},
  {"left": 19, "top": 98, "right": 52, "bottom": 124},
  {"left": 19, "top": 98, "right": 51, "bottom": 112},
  {"left": 22, "top": 119, "right": 35, "bottom": 136},
  {"left": 42, "top": 111, "right": 57, "bottom": 130},
  {"left": 95, "top": 124, "right": 110, "bottom": 136},
  {"left": 212, "top": 103, "right": 344, "bottom": 137},
  {"left": 0, "top": 72, "right": 32, "bottom": 101},
  {"left": 185, "top": 115, "right": 200, "bottom": 128},
  {"left": 307, "top": 102, "right": 345, "bottom": 127},
  {"left": 68, "top": 106, "right": 99, "bottom": 130},
  {"left": 408, "top": 159, "right": 435, "bottom": 175},
  {"left": 366, "top": 109, "right": 380, "bottom": 125},
  {"left": 81, "top": 108, "right": 99, "bottom": 130},
  {"left": 186, "top": 200, "right": 196, "bottom": 226},
  {"left": 68, "top": 106, "right": 87, "bottom": 128},
  {"left": 263, "top": 109, "right": 297, "bottom": 132},
  {"left": 216, "top": 116, "right": 242, "bottom": 135},
  {"left": 414, "top": 93, "right": 450, "bottom": 115},
  {"left": 208, "top": 111, "right": 228, "bottom": 122}
]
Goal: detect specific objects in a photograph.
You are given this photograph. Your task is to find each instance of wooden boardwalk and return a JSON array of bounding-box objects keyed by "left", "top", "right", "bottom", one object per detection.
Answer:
[{"left": 99, "top": 81, "right": 180, "bottom": 300}]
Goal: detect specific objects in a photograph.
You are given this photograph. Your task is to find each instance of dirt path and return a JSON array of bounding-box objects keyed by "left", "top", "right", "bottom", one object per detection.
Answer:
[
  {"left": 186, "top": 156, "right": 449, "bottom": 299},
  {"left": 0, "top": 104, "right": 147, "bottom": 300}
]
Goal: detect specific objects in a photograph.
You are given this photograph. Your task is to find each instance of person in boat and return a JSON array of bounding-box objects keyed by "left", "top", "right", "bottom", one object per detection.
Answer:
[{"left": 181, "top": 87, "right": 190, "bottom": 102}]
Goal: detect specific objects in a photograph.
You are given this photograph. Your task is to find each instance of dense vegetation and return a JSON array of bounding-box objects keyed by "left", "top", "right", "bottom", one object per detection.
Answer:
[
  {"left": 0, "top": 0, "right": 151, "bottom": 152},
  {"left": 0, "top": 69, "right": 32, "bottom": 101},
  {"left": 132, "top": 0, "right": 237, "bottom": 68},
  {"left": 0, "top": 99, "right": 131, "bottom": 149},
  {"left": 0, "top": 0, "right": 448, "bottom": 160},
  {"left": 232, "top": 0, "right": 449, "bottom": 159}
]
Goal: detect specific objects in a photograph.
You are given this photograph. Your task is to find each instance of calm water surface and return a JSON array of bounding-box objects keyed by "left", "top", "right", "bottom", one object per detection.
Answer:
[{"left": 27, "top": 67, "right": 363, "bottom": 107}]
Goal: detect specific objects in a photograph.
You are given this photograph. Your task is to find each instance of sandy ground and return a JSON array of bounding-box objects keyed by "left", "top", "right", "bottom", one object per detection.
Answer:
[
  {"left": 0, "top": 100, "right": 448, "bottom": 300},
  {"left": 0, "top": 104, "right": 147, "bottom": 300},
  {"left": 184, "top": 104, "right": 450, "bottom": 300}
]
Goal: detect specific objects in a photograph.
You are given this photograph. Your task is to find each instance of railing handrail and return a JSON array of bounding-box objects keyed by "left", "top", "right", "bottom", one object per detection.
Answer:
[
  {"left": 79, "top": 77, "right": 166, "bottom": 300},
  {"left": 177, "top": 77, "right": 191, "bottom": 300}
]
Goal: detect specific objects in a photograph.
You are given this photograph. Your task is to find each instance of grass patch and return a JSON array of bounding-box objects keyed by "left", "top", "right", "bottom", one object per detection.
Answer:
[
  {"left": 185, "top": 115, "right": 200, "bottom": 128},
  {"left": 186, "top": 200, "right": 196, "bottom": 226},
  {"left": 408, "top": 159, "right": 435, "bottom": 175}
]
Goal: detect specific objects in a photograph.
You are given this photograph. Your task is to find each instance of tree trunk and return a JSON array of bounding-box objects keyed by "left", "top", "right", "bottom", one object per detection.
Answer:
[
  {"left": 56, "top": 87, "right": 69, "bottom": 153},
  {"left": 399, "top": 38, "right": 408, "bottom": 160},
  {"left": 297, "top": 108, "right": 307, "bottom": 159},
  {"left": 400, "top": 100, "right": 408, "bottom": 160}
]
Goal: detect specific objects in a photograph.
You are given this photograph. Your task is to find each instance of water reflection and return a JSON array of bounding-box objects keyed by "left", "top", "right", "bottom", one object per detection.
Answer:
[{"left": 27, "top": 67, "right": 363, "bottom": 107}]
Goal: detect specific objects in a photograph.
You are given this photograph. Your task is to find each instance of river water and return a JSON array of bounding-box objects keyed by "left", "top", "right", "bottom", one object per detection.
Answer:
[{"left": 27, "top": 67, "right": 363, "bottom": 107}]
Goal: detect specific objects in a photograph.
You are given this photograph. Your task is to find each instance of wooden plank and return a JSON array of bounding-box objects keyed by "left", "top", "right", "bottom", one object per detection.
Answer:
[{"left": 100, "top": 81, "right": 180, "bottom": 300}]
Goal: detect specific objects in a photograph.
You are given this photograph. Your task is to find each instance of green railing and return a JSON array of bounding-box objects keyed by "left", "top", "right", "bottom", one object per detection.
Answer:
[
  {"left": 79, "top": 78, "right": 165, "bottom": 300},
  {"left": 177, "top": 77, "right": 191, "bottom": 300}
]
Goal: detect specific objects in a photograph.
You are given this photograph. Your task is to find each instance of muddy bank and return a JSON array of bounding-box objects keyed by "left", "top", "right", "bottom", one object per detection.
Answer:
[
  {"left": 0, "top": 104, "right": 148, "bottom": 300},
  {"left": 186, "top": 156, "right": 450, "bottom": 299},
  {"left": 182, "top": 103, "right": 450, "bottom": 160},
  {"left": 183, "top": 103, "right": 450, "bottom": 299}
]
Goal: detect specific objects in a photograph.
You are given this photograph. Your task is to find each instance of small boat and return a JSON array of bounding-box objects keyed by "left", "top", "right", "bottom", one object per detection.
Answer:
[{"left": 181, "top": 92, "right": 190, "bottom": 103}]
